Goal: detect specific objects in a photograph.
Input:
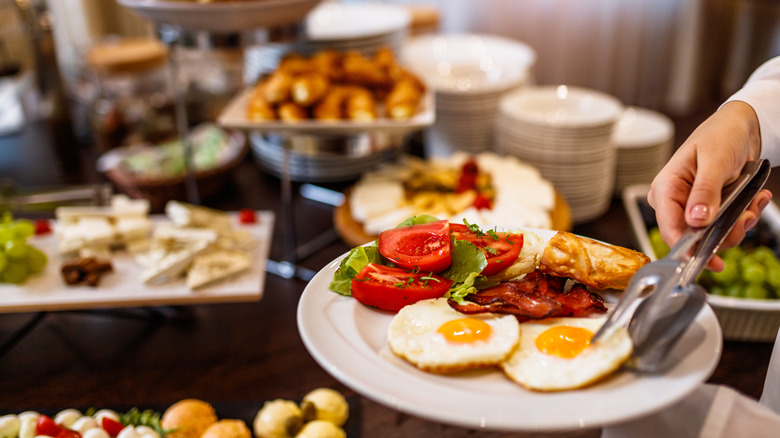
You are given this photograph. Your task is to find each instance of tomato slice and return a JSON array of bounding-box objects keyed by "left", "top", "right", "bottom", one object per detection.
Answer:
[
  {"left": 351, "top": 263, "right": 453, "bottom": 311},
  {"left": 36, "top": 415, "right": 62, "bottom": 437},
  {"left": 56, "top": 430, "right": 82, "bottom": 438},
  {"left": 377, "top": 220, "right": 452, "bottom": 272},
  {"left": 450, "top": 223, "right": 524, "bottom": 276},
  {"left": 101, "top": 417, "right": 125, "bottom": 437}
]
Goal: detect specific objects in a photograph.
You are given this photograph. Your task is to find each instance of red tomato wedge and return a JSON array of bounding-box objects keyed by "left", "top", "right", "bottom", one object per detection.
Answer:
[
  {"left": 351, "top": 263, "right": 453, "bottom": 311},
  {"left": 36, "top": 415, "right": 62, "bottom": 437},
  {"left": 101, "top": 418, "right": 125, "bottom": 437},
  {"left": 377, "top": 220, "right": 452, "bottom": 272},
  {"left": 450, "top": 223, "right": 524, "bottom": 276}
]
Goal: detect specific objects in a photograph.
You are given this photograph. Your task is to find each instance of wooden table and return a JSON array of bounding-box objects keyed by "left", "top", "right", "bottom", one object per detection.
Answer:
[{"left": 0, "top": 112, "right": 775, "bottom": 438}]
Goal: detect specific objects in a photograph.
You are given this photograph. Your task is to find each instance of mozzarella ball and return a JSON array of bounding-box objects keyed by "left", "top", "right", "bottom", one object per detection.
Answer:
[
  {"left": 134, "top": 426, "right": 159, "bottom": 438},
  {"left": 83, "top": 428, "right": 111, "bottom": 438},
  {"left": 161, "top": 399, "right": 217, "bottom": 438},
  {"left": 501, "top": 316, "right": 633, "bottom": 391},
  {"left": 54, "top": 410, "right": 82, "bottom": 428},
  {"left": 18, "top": 412, "right": 40, "bottom": 438},
  {"left": 300, "top": 388, "right": 348, "bottom": 427},
  {"left": 388, "top": 298, "right": 520, "bottom": 373},
  {"left": 294, "top": 421, "right": 345, "bottom": 438},
  {"left": 0, "top": 415, "right": 20, "bottom": 438},
  {"left": 91, "top": 410, "right": 120, "bottom": 424},
  {"left": 70, "top": 417, "right": 99, "bottom": 435},
  {"left": 253, "top": 400, "right": 303, "bottom": 438}
]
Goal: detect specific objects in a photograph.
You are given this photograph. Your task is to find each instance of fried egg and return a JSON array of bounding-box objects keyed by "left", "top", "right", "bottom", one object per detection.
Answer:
[
  {"left": 387, "top": 298, "right": 521, "bottom": 373},
  {"left": 501, "top": 316, "right": 632, "bottom": 391}
]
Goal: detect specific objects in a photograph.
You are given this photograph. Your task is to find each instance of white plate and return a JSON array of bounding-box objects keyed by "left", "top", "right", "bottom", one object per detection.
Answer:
[
  {"left": 297, "top": 228, "right": 723, "bottom": 431},
  {"left": 0, "top": 212, "right": 274, "bottom": 313},
  {"left": 217, "top": 87, "right": 435, "bottom": 135},
  {"left": 613, "top": 107, "right": 675, "bottom": 148},
  {"left": 117, "top": 0, "right": 322, "bottom": 32},
  {"left": 305, "top": 2, "right": 410, "bottom": 41},
  {"left": 501, "top": 85, "right": 623, "bottom": 128}
]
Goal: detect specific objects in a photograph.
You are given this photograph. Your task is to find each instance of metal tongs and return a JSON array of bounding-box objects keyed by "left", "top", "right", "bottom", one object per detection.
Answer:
[{"left": 592, "top": 159, "right": 771, "bottom": 373}]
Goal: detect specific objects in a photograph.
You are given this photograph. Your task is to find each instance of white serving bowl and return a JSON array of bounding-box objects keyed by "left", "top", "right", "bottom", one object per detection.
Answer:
[{"left": 402, "top": 33, "right": 536, "bottom": 94}]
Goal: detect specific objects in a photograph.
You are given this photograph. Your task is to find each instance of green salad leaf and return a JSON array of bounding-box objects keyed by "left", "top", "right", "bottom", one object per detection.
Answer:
[
  {"left": 329, "top": 244, "right": 384, "bottom": 295},
  {"left": 396, "top": 214, "right": 442, "bottom": 228}
]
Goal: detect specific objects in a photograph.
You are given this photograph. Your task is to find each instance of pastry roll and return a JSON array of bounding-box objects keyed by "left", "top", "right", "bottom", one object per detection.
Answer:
[
  {"left": 342, "top": 51, "right": 387, "bottom": 88},
  {"left": 311, "top": 49, "right": 343, "bottom": 81},
  {"left": 247, "top": 86, "right": 276, "bottom": 121},
  {"left": 277, "top": 102, "right": 308, "bottom": 121},
  {"left": 345, "top": 86, "right": 377, "bottom": 121},
  {"left": 260, "top": 71, "right": 293, "bottom": 104},
  {"left": 539, "top": 231, "right": 651, "bottom": 290},
  {"left": 291, "top": 72, "right": 330, "bottom": 107},
  {"left": 313, "top": 86, "right": 347, "bottom": 121},
  {"left": 278, "top": 54, "right": 312, "bottom": 75},
  {"left": 385, "top": 78, "right": 424, "bottom": 120}
]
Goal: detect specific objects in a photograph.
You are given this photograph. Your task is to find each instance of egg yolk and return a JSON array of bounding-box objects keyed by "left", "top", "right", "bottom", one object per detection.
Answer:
[
  {"left": 535, "top": 325, "right": 593, "bottom": 359},
  {"left": 437, "top": 318, "right": 492, "bottom": 343}
]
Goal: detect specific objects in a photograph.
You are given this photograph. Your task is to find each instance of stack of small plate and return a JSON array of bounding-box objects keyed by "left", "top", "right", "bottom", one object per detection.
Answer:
[
  {"left": 402, "top": 33, "right": 536, "bottom": 157},
  {"left": 244, "top": 2, "right": 411, "bottom": 81},
  {"left": 613, "top": 107, "right": 675, "bottom": 193},
  {"left": 249, "top": 132, "right": 405, "bottom": 183},
  {"left": 497, "top": 85, "right": 623, "bottom": 223}
]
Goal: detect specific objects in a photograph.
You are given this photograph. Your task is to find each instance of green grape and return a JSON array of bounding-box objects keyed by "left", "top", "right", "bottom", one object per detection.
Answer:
[
  {"left": 740, "top": 259, "right": 767, "bottom": 284},
  {"left": 751, "top": 246, "right": 776, "bottom": 264},
  {"left": 26, "top": 246, "right": 47, "bottom": 274},
  {"left": 4, "top": 240, "right": 29, "bottom": 260},
  {"left": 766, "top": 265, "right": 780, "bottom": 288},
  {"left": 11, "top": 220, "right": 34, "bottom": 239},
  {"left": 744, "top": 283, "right": 770, "bottom": 299},
  {"left": 711, "top": 260, "right": 739, "bottom": 284},
  {"left": 0, "top": 251, "right": 6, "bottom": 273},
  {"left": 724, "top": 283, "right": 744, "bottom": 298},
  {"left": 721, "top": 246, "right": 745, "bottom": 262},
  {"left": 1, "top": 261, "right": 28, "bottom": 284},
  {"left": 0, "top": 227, "right": 13, "bottom": 243},
  {"left": 648, "top": 227, "right": 670, "bottom": 259}
]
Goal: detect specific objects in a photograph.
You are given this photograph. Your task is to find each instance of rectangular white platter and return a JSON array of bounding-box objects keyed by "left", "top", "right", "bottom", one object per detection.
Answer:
[{"left": 0, "top": 211, "right": 274, "bottom": 313}]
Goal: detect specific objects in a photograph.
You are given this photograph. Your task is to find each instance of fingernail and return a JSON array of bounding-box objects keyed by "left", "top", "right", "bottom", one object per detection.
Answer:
[
  {"left": 758, "top": 198, "right": 770, "bottom": 211},
  {"left": 690, "top": 204, "right": 709, "bottom": 221},
  {"left": 746, "top": 217, "right": 758, "bottom": 230}
]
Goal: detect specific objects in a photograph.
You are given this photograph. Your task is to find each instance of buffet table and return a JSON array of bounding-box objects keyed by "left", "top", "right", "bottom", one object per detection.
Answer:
[{"left": 0, "top": 111, "right": 775, "bottom": 437}]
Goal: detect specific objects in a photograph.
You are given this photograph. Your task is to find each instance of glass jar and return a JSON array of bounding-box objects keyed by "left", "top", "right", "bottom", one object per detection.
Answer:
[{"left": 86, "top": 38, "right": 177, "bottom": 151}]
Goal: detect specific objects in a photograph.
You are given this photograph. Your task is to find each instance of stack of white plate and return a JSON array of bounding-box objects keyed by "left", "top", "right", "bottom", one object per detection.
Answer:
[
  {"left": 249, "top": 132, "right": 405, "bottom": 183},
  {"left": 244, "top": 2, "right": 411, "bottom": 81},
  {"left": 497, "top": 85, "right": 623, "bottom": 223},
  {"left": 613, "top": 107, "right": 675, "bottom": 192},
  {"left": 402, "top": 33, "right": 536, "bottom": 157}
]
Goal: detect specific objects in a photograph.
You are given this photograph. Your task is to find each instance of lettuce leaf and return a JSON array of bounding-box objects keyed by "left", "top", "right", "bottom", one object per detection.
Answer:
[
  {"left": 329, "top": 245, "right": 383, "bottom": 296},
  {"left": 395, "top": 214, "right": 442, "bottom": 228}
]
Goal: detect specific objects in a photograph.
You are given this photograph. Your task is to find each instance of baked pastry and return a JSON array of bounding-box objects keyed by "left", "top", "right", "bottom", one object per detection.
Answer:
[
  {"left": 201, "top": 420, "right": 251, "bottom": 438},
  {"left": 539, "top": 231, "right": 651, "bottom": 290},
  {"left": 160, "top": 399, "right": 217, "bottom": 438}
]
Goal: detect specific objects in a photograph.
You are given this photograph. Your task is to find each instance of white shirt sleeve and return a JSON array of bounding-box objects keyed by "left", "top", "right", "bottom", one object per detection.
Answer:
[{"left": 725, "top": 56, "right": 780, "bottom": 166}]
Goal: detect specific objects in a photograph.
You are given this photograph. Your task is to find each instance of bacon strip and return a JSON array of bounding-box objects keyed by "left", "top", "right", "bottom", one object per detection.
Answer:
[{"left": 448, "top": 271, "right": 607, "bottom": 321}]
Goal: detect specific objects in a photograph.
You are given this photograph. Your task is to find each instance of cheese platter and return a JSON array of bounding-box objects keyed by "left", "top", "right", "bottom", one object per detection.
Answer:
[{"left": 0, "top": 202, "right": 274, "bottom": 314}]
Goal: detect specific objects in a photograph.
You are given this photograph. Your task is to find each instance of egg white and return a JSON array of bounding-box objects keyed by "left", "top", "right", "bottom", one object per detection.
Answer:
[
  {"left": 501, "top": 316, "right": 633, "bottom": 391},
  {"left": 387, "top": 298, "right": 521, "bottom": 373}
]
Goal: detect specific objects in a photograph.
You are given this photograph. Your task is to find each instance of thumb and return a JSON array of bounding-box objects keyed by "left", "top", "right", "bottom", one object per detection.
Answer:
[{"left": 685, "top": 175, "right": 725, "bottom": 228}]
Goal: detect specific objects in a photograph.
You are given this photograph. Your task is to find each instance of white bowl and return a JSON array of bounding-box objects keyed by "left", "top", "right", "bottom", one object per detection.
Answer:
[
  {"left": 402, "top": 33, "right": 536, "bottom": 94},
  {"left": 501, "top": 85, "right": 623, "bottom": 128}
]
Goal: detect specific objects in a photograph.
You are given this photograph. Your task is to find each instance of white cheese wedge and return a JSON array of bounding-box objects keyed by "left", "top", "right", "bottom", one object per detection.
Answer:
[
  {"left": 165, "top": 201, "right": 233, "bottom": 231},
  {"left": 186, "top": 250, "right": 251, "bottom": 290},
  {"left": 115, "top": 216, "right": 153, "bottom": 241},
  {"left": 142, "top": 226, "right": 219, "bottom": 284},
  {"left": 350, "top": 180, "right": 405, "bottom": 222},
  {"left": 77, "top": 216, "right": 116, "bottom": 245},
  {"left": 110, "top": 195, "right": 150, "bottom": 217},
  {"left": 362, "top": 206, "right": 417, "bottom": 235}
]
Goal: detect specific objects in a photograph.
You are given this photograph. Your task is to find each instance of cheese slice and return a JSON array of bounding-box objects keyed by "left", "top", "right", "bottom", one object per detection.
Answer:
[
  {"left": 165, "top": 201, "right": 233, "bottom": 231},
  {"left": 142, "top": 226, "right": 219, "bottom": 285},
  {"left": 186, "top": 250, "right": 251, "bottom": 290}
]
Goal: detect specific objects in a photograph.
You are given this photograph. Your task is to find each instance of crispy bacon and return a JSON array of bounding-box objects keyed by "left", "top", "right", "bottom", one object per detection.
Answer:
[{"left": 448, "top": 271, "right": 607, "bottom": 321}]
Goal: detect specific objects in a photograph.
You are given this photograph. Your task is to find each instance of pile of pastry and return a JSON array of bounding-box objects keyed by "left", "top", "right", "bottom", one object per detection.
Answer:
[{"left": 247, "top": 47, "right": 425, "bottom": 122}]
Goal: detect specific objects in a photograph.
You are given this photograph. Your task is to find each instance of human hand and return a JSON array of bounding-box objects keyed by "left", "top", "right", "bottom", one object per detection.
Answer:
[{"left": 647, "top": 101, "right": 771, "bottom": 271}]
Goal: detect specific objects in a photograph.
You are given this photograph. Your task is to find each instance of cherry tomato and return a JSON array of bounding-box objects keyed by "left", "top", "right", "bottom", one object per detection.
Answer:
[
  {"left": 473, "top": 193, "right": 492, "bottom": 210},
  {"left": 36, "top": 414, "right": 62, "bottom": 437},
  {"left": 56, "top": 429, "right": 82, "bottom": 438},
  {"left": 450, "top": 223, "right": 524, "bottom": 276},
  {"left": 238, "top": 209, "right": 257, "bottom": 224},
  {"left": 34, "top": 219, "right": 52, "bottom": 235},
  {"left": 456, "top": 158, "right": 479, "bottom": 193},
  {"left": 378, "top": 220, "right": 452, "bottom": 272},
  {"left": 101, "top": 417, "right": 125, "bottom": 437},
  {"left": 351, "top": 263, "right": 453, "bottom": 311}
]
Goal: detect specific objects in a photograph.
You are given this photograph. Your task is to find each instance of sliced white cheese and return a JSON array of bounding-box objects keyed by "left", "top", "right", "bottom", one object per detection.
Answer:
[
  {"left": 110, "top": 194, "right": 150, "bottom": 217},
  {"left": 115, "top": 216, "right": 153, "bottom": 240},
  {"left": 165, "top": 200, "right": 233, "bottom": 231},
  {"left": 77, "top": 216, "right": 116, "bottom": 245},
  {"left": 142, "top": 238, "right": 212, "bottom": 285},
  {"left": 186, "top": 250, "right": 251, "bottom": 289},
  {"left": 350, "top": 180, "right": 405, "bottom": 222},
  {"left": 362, "top": 206, "right": 417, "bottom": 235}
]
